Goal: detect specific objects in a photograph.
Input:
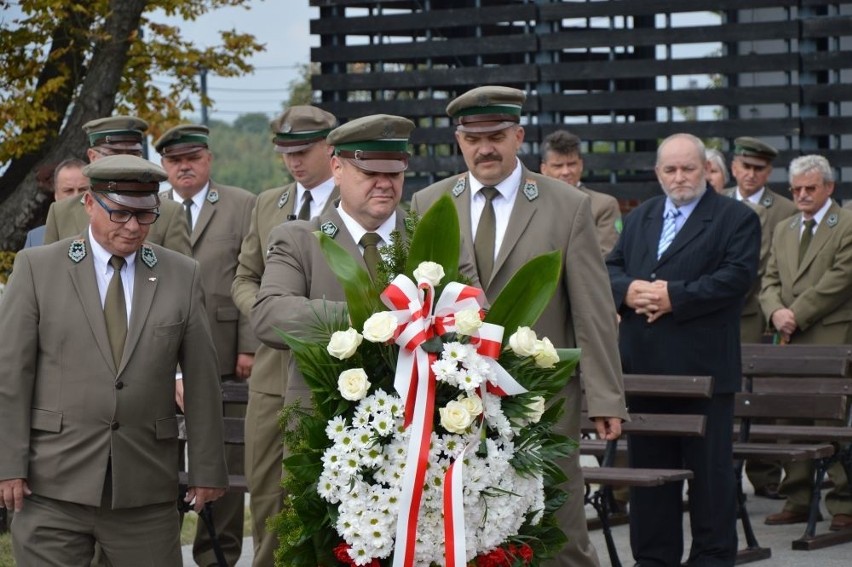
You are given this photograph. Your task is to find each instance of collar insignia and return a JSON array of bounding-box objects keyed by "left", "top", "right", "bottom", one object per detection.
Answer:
[
  {"left": 206, "top": 189, "right": 219, "bottom": 204},
  {"left": 68, "top": 239, "right": 86, "bottom": 263},
  {"left": 278, "top": 190, "right": 290, "bottom": 209},
  {"left": 320, "top": 221, "right": 339, "bottom": 238},
  {"left": 141, "top": 245, "right": 157, "bottom": 268},
  {"left": 790, "top": 217, "right": 800, "bottom": 229},
  {"left": 451, "top": 176, "right": 467, "bottom": 197},
  {"left": 827, "top": 213, "right": 838, "bottom": 227},
  {"left": 159, "top": 190, "right": 171, "bottom": 199},
  {"left": 523, "top": 179, "right": 539, "bottom": 201},
  {"left": 761, "top": 195, "right": 773, "bottom": 207},
  {"left": 615, "top": 218, "right": 624, "bottom": 234}
]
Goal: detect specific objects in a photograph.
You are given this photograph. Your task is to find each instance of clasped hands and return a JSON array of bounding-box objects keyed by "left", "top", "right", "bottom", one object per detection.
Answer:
[{"left": 625, "top": 279, "right": 672, "bottom": 323}]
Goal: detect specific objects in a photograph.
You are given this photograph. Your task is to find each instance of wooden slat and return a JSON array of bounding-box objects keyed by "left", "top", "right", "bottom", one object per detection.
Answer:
[
  {"left": 313, "top": 64, "right": 537, "bottom": 91},
  {"left": 581, "top": 413, "right": 706, "bottom": 437},
  {"left": 537, "top": 0, "right": 800, "bottom": 20},
  {"left": 222, "top": 417, "right": 245, "bottom": 445},
  {"left": 735, "top": 393, "right": 847, "bottom": 421},
  {"left": 221, "top": 381, "right": 249, "bottom": 403},
  {"left": 741, "top": 344, "right": 852, "bottom": 359},
  {"left": 752, "top": 377, "right": 852, "bottom": 396},
  {"left": 622, "top": 374, "right": 713, "bottom": 398},
  {"left": 740, "top": 424, "right": 852, "bottom": 443},
  {"left": 741, "top": 356, "right": 850, "bottom": 377},
  {"left": 312, "top": 35, "right": 537, "bottom": 63},
  {"left": 732, "top": 442, "right": 835, "bottom": 461},
  {"left": 582, "top": 466, "right": 693, "bottom": 487}
]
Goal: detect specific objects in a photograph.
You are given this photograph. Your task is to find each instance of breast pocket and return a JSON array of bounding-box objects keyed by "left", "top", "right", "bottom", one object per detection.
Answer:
[{"left": 153, "top": 321, "right": 184, "bottom": 338}]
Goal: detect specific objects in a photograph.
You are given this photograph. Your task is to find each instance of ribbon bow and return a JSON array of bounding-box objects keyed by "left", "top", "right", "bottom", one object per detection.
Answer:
[{"left": 380, "top": 274, "right": 527, "bottom": 567}]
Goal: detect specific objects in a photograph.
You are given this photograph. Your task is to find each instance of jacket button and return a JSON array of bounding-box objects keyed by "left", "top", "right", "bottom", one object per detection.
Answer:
[
  {"left": 115, "top": 381, "right": 124, "bottom": 390},
  {"left": 111, "top": 421, "right": 120, "bottom": 430}
]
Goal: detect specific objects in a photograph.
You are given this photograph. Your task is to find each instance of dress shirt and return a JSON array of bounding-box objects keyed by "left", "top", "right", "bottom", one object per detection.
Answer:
[
  {"left": 89, "top": 226, "right": 135, "bottom": 324},
  {"left": 295, "top": 177, "right": 335, "bottom": 219}
]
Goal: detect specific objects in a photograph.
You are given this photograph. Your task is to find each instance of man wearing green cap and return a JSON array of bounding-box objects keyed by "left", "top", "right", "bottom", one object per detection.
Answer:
[
  {"left": 42, "top": 115, "right": 192, "bottom": 257},
  {"left": 760, "top": 154, "right": 852, "bottom": 530},
  {"left": 410, "top": 85, "right": 627, "bottom": 567},
  {"left": 724, "top": 136, "right": 797, "bottom": 499},
  {"left": 155, "top": 123, "right": 257, "bottom": 567},
  {"left": 0, "top": 154, "right": 227, "bottom": 567},
  {"left": 231, "top": 105, "right": 339, "bottom": 566}
]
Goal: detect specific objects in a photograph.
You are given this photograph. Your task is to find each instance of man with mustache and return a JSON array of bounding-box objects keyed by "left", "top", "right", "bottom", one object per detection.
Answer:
[
  {"left": 759, "top": 154, "right": 852, "bottom": 530},
  {"left": 608, "top": 133, "right": 760, "bottom": 566},
  {"left": 155, "top": 124, "right": 258, "bottom": 567},
  {"left": 410, "top": 85, "right": 628, "bottom": 567}
]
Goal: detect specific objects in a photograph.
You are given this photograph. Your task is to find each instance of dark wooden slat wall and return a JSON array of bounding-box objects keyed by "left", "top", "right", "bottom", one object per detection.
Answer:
[{"left": 310, "top": 1, "right": 852, "bottom": 204}]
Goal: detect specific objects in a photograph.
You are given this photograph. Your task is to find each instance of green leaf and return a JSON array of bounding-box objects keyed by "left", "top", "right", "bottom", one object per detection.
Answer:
[
  {"left": 405, "top": 194, "right": 461, "bottom": 283},
  {"left": 316, "top": 232, "right": 382, "bottom": 329},
  {"left": 283, "top": 453, "right": 323, "bottom": 485},
  {"left": 485, "top": 251, "right": 562, "bottom": 334}
]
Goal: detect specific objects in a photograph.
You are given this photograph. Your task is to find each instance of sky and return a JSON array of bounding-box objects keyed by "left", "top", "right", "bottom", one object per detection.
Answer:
[{"left": 153, "top": 1, "right": 318, "bottom": 122}]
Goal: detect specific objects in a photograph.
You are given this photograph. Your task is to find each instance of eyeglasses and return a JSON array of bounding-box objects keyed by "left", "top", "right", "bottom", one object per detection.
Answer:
[
  {"left": 789, "top": 185, "right": 821, "bottom": 196},
  {"left": 92, "top": 192, "right": 160, "bottom": 225}
]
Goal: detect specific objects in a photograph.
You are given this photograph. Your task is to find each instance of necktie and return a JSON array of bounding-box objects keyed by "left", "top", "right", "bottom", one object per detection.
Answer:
[
  {"left": 474, "top": 187, "right": 499, "bottom": 283},
  {"left": 657, "top": 208, "right": 681, "bottom": 259},
  {"left": 104, "top": 255, "right": 127, "bottom": 368},
  {"left": 360, "top": 232, "right": 382, "bottom": 282},
  {"left": 183, "top": 198, "right": 193, "bottom": 231},
  {"left": 798, "top": 219, "right": 817, "bottom": 265},
  {"left": 297, "top": 191, "right": 313, "bottom": 221}
]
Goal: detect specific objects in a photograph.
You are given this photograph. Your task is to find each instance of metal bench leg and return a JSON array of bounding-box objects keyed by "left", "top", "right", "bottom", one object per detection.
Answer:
[
  {"left": 734, "top": 459, "right": 772, "bottom": 564},
  {"left": 587, "top": 483, "right": 622, "bottom": 567},
  {"left": 198, "top": 502, "right": 229, "bottom": 567}
]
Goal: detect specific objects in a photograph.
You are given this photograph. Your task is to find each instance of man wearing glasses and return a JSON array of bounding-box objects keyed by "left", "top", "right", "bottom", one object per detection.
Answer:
[
  {"left": 759, "top": 154, "right": 852, "bottom": 530},
  {"left": 42, "top": 116, "right": 191, "bottom": 256},
  {"left": 0, "top": 155, "right": 227, "bottom": 567}
]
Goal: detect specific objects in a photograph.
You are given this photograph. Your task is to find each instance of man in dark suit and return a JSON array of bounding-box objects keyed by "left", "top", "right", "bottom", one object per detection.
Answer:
[
  {"left": 410, "top": 86, "right": 627, "bottom": 567},
  {"left": 0, "top": 155, "right": 227, "bottom": 567},
  {"left": 155, "top": 124, "right": 257, "bottom": 567},
  {"left": 231, "top": 105, "right": 338, "bottom": 567},
  {"left": 607, "top": 133, "right": 760, "bottom": 567}
]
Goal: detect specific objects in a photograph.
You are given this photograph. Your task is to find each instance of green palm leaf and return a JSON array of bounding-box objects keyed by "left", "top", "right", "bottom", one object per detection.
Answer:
[
  {"left": 316, "top": 232, "right": 383, "bottom": 329},
  {"left": 405, "top": 194, "right": 461, "bottom": 283},
  {"left": 485, "top": 250, "right": 562, "bottom": 333}
]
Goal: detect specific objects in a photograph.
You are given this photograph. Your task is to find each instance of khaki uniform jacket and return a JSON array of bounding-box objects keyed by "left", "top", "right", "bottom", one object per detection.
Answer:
[
  {"left": 578, "top": 184, "right": 622, "bottom": 256},
  {"left": 232, "top": 182, "right": 339, "bottom": 396},
  {"left": 251, "top": 206, "right": 408, "bottom": 407},
  {"left": 724, "top": 187, "right": 798, "bottom": 342},
  {"left": 171, "top": 182, "right": 258, "bottom": 377},
  {"left": 759, "top": 201, "right": 852, "bottom": 344},
  {"left": 0, "top": 239, "right": 227, "bottom": 508},
  {"left": 410, "top": 166, "right": 628, "bottom": 426},
  {"left": 43, "top": 194, "right": 192, "bottom": 256}
]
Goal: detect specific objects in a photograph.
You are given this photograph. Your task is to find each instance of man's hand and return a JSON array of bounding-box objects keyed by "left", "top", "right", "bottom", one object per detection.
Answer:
[
  {"left": 625, "top": 280, "right": 651, "bottom": 309},
  {"left": 627, "top": 280, "right": 671, "bottom": 322},
  {"left": 771, "top": 308, "right": 797, "bottom": 340},
  {"left": 175, "top": 379, "right": 185, "bottom": 412},
  {"left": 185, "top": 486, "right": 227, "bottom": 513},
  {"left": 0, "top": 478, "right": 31, "bottom": 512},
  {"left": 235, "top": 353, "right": 254, "bottom": 381},
  {"left": 593, "top": 417, "right": 623, "bottom": 440}
]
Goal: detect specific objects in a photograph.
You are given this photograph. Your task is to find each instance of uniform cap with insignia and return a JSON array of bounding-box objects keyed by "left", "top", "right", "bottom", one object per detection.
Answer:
[
  {"left": 446, "top": 85, "right": 527, "bottom": 133},
  {"left": 83, "top": 115, "right": 148, "bottom": 153},
  {"left": 327, "top": 114, "right": 414, "bottom": 173},
  {"left": 82, "top": 154, "right": 166, "bottom": 208},
  {"left": 733, "top": 136, "right": 778, "bottom": 167},
  {"left": 153, "top": 124, "right": 210, "bottom": 157},
  {"left": 270, "top": 105, "right": 337, "bottom": 154}
]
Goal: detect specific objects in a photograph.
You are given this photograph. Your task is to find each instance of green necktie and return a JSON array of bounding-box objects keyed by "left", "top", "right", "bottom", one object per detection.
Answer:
[
  {"left": 104, "top": 255, "right": 127, "bottom": 368},
  {"left": 798, "top": 219, "right": 816, "bottom": 265},
  {"left": 360, "top": 232, "right": 382, "bottom": 282},
  {"left": 474, "top": 186, "right": 499, "bottom": 283},
  {"left": 297, "top": 191, "right": 313, "bottom": 220},
  {"left": 183, "top": 198, "right": 193, "bottom": 231}
]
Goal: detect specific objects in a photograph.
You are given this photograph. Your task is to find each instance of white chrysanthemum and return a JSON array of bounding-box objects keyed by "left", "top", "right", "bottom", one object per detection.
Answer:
[
  {"left": 326, "top": 415, "right": 348, "bottom": 441},
  {"left": 442, "top": 341, "right": 471, "bottom": 363}
]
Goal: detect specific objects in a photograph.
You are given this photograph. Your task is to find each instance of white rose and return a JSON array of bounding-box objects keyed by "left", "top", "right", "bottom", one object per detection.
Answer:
[
  {"left": 459, "top": 395, "right": 483, "bottom": 418},
  {"left": 337, "top": 368, "right": 371, "bottom": 401},
  {"left": 454, "top": 308, "right": 483, "bottom": 336},
  {"left": 326, "top": 328, "right": 363, "bottom": 360},
  {"left": 525, "top": 395, "right": 546, "bottom": 424},
  {"left": 439, "top": 400, "right": 473, "bottom": 433},
  {"left": 508, "top": 326, "right": 538, "bottom": 357},
  {"left": 413, "top": 261, "right": 445, "bottom": 287},
  {"left": 533, "top": 337, "right": 560, "bottom": 368},
  {"left": 362, "top": 311, "right": 397, "bottom": 343}
]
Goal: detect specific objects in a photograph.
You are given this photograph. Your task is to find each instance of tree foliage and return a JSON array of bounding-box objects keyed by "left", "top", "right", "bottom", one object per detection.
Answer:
[
  {"left": 0, "top": 0, "right": 264, "bottom": 250},
  {"left": 208, "top": 115, "right": 292, "bottom": 194}
]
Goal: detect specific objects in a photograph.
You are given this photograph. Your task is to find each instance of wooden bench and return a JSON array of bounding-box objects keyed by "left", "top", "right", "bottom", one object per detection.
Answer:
[
  {"left": 178, "top": 380, "right": 249, "bottom": 567},
  {"left": 580, "top": 374, "right": 713, "bottom": 567},
  {"left": 734, "top": 344, "right": 852, "bottom": 562}
]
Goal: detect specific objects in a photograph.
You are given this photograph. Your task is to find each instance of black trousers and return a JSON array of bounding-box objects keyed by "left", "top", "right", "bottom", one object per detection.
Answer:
[{"left": 628, "top": 394, "right": 738, "bottom": 567}]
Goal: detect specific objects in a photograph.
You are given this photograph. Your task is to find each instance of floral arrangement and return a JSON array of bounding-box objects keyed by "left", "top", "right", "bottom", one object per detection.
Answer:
[{"left": 272, "top": 196, "right": 578, "bottom": 567}]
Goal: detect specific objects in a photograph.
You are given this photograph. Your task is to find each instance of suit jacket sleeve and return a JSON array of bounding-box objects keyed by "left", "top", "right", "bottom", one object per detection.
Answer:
[
  {"left": 789, "top": 225, "right": 852, "bottom": 330},
  {"left": 251, "top": 224, "right": 347, "bottom": 349},
  {"left": 596, "top": 197, "right": 621, "bottom": 256},
  {"left": 236, "top": 194, "right": 260, "bottom": 354},
  {"left": 232, "top": 200, "right": 264, "bottom": 317},
  {"left": 0, "top": 252, "right": 40, "bottom": 480},
  {"left": 667, "top": 208, "right": 760, "bottom": 323},
  {"left": 564, "top": 197, "right": 627, "bottom": 421},
  {"left": 179, "top": 260, "right": 228, "bottom": 489},
  {"left": 758, "top": 222, "right": 786, "bottom": 322},
  {"left": 42, "top": 203, "right": 60, "bottom": 245}
]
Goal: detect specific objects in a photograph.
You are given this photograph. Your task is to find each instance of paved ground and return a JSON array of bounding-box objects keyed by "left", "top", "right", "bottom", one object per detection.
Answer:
[{"left": 182, "top": 475, "right": 852, "bottom": 566}]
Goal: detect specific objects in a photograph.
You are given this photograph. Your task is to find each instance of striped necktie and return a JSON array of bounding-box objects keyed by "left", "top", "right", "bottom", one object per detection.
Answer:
[{"left": 657, "top": 208, "right": 681, "bottom": 259}]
